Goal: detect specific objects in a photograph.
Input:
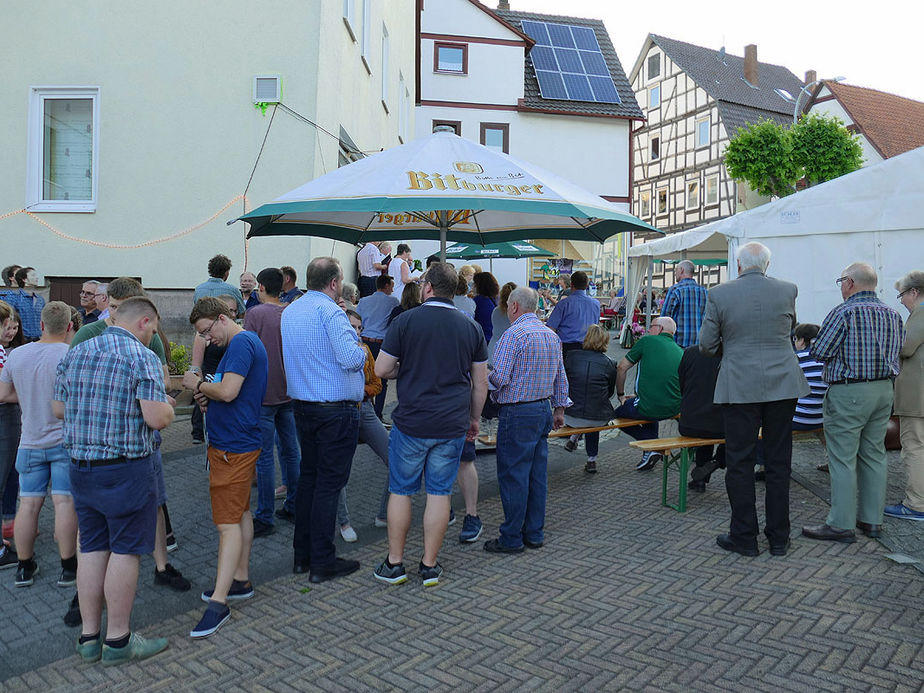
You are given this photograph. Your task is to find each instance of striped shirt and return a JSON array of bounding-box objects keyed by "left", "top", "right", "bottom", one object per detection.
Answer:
[
  {"left": 662, "top": 278, "right": 708, "bottom": 348},
  {"left": 280, "top": 290, "right": 365, "bottom": 402},
  {"left": 0, "top": 289, "right": 45, "bottom": 339},
  {"left": 793, "top": 349, "right": 827, "bottom": 426},
  {"left": 811, "top": 291, "right": 903, "bottom": 383},
  {"left": 490, "top": 313, "right": 571, "bottom": 408},
  {"left": 53, "top": 326, "right": 168, "bottom": 460},
  {"left": 357, "top": 243, "right": 384, "bottom": 277}
]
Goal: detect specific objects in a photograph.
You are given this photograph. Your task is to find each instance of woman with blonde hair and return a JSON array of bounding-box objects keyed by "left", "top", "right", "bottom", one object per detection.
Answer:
[{"left": 562, "top": 324, "right": 618, "bottom": 473}]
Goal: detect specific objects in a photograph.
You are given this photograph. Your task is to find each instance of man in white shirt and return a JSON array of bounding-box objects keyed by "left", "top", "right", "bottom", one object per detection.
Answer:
[{"left": 356, "top": 242, "right": 387, "bottom": 298}]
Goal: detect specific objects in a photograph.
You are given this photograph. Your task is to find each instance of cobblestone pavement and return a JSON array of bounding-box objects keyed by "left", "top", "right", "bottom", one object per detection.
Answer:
[{"left": 3, "top": 408, "right": 922, "bottom": 690}]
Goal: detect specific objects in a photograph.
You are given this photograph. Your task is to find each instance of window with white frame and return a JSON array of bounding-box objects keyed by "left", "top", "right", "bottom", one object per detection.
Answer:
[
  {"left": 27, "top": 86, "right": 100, "bottom": 212},
  {"left": 657, "top": 188, "right": 668, "bottom": 215},
  {"left": 361, "top": 0, "right": 371, "bottom": 72},
  {"left": 650, "top": 136, "right": 660, "bottom": 160},
  {"left": 649, "top": 85, "right": 660, "bottom": 109},
  {"left": 686, "top": 180, "right": 700, "bottom": 209},
  {"left": 343, "top": 0, "right": 356, "bottom": 41},
  {"left": 705, "top": 174, "right": 719, "bottom": 205},
  {"left": 696, "top": 116, "right": 710, "bottom": 148},
  {"left": 381, "top": 24, "right": 389, "bottom": 109},
  {"left": 639, "top": 190, "right": 651, "bottom": 217},
  {"left": 647, "top": 52, "right": 661, "bottom": 81}
]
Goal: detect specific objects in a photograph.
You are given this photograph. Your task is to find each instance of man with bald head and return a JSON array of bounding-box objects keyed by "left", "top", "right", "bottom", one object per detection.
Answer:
[
  {"left": 803, "top": 262, "right": 903, "bottom": 543},
  {"left": 615, "top": 316, "right": 684, "bottom": 470},
  {"left": 662, "top": 259, "right": 708, "bottom": 347},
  {"left": 700, "top": 242, "right": 808, "bottom": 557}
]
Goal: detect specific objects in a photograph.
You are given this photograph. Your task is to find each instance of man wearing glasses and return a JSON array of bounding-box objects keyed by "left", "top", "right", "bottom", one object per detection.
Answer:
[
  {"left": 77, "top": 281, "right": 101, "bottom": 325},
  {"left": 803, "top": 262, "right": 903, "bottom": 543}
]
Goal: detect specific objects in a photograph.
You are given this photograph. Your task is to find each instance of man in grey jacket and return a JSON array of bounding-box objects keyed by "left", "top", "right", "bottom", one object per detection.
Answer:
[{"left": 699, "top": 242, "right": 809, "bottom": 557}]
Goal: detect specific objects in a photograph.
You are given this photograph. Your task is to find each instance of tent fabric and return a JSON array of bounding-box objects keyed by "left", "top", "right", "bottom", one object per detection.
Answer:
[{"left": 624, "top": 145, "right": 924, "bottom": 327}]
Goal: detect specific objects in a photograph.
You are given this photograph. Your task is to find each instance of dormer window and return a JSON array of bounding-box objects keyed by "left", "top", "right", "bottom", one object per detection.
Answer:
[{"left": 647, "top": 52, "right": 661, "bottom": 81}]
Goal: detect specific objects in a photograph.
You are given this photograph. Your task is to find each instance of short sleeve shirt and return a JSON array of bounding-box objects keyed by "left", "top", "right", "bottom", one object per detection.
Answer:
[
  {"left": 70, "top": 319, "right": 168, "bottom": 364},
  {"left": 1, "top": 342, "right": 69, "bottom": 448},
  {"left": 625, "top": 333, "right": 684, "bottom": 419},
  {"left": 243, "top": 303, "right": 289, "bottom": 405},
  {"left": 206, "top": 330, "right": 268, "bottom": 453},
  {"left": 381, "top": 298, "right": 487, "bottom": 439}
]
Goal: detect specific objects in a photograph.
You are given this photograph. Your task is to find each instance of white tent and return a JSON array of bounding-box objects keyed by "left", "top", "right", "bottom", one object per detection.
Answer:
[{"left": 626, "top": 145, "right": 924, "bottom": 329}]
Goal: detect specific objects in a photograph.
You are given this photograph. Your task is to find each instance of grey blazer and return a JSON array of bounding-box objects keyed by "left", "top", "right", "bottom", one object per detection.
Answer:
[{"left": 699, "top": 269, "right": 809, "bottom": 404}]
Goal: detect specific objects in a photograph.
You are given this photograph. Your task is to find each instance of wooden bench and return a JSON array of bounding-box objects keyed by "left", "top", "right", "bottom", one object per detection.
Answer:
[
  {"left": 630, "top": 427, "right": 824, "bottom": 512},
  {"left": 630, "top": 436, "right": 725, "bottom": 512},
  {"left": 479, "top": 417, "right": 653, "bottom": 447}
]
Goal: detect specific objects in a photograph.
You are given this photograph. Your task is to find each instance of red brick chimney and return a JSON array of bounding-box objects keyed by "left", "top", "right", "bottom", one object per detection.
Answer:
[
  {"left": 743, "top": 44, "right": 758, "bottom": 86},
  {"left": 805, "top": 70, "right": 817, "bottom": 85}
]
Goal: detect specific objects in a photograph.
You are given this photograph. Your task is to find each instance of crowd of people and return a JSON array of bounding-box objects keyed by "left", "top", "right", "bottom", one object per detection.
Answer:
[{"left": 0, "top": 242, "right": 920, "bottom": 667}]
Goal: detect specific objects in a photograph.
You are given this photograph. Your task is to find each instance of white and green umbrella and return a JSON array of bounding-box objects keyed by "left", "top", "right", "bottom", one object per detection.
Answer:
[
  {"left": 443, "top": 240, "right": 555, "bottom": 260},
  {"left": 234, "top": 130, "right": 659, "bottom": 259}
]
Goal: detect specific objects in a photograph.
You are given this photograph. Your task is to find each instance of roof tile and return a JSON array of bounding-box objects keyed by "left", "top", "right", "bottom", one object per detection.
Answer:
[{"left": 824, "top": 81, "right": 924, "bottom": 159}]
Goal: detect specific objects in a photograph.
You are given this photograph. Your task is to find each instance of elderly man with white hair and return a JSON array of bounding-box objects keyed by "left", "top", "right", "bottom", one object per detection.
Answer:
[
  {"left": 699, "top": 241, "right": 809, "bottom": 557},
  {"left": 661, "top": 259, "right": 708, "bottom": 348},
  {"left": 614, "top": 316, "right": 685, "bottom": 470},
  {"left": 803, "top": 262, "right": 903, "bottom": 543}
]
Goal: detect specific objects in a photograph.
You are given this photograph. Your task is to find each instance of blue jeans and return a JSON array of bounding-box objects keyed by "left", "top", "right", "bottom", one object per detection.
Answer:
[
  {"left": 388, "top": 426, "right": 465, "bottom": 496},
  {"left": 256, "top": 402, "right": 300, "bottom": 524},
  {"left": 292, "top": 401, "right": 360, "bottom": 569},
  {"left": 495, "top": 401, "right": 553, "bottom": 549},
  {"left": 613, "top": 397, "right": 660, "bottom": 441}
]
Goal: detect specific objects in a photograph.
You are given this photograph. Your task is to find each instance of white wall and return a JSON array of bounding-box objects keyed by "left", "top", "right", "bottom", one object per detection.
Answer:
[
  {"left": 0, "top": 1, "right": 415, "bottom": 289},
  {"left": 807, "top": 88, "right": 883, "bottom": 167}
]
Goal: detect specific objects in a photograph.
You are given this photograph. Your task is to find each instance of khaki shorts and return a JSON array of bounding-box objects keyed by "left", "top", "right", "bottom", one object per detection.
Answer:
[{"left": 207, "top": 447, "right": 260, "bottom": 525}]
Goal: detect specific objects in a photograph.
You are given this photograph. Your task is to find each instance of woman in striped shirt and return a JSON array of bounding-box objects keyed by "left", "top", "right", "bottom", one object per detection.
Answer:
[{"left": 793, "top": 323, "right": 829, "bottom": 471}]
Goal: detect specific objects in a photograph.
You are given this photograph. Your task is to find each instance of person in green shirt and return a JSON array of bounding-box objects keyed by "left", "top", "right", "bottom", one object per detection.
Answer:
[{"left": 615, "top": 317, "right": 684, "bottom": 471}]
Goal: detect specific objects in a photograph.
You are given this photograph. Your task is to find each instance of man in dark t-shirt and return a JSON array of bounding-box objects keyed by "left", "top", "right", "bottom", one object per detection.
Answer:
[{"left": 373, "top": 263, "right": 488, "bottom": 587}]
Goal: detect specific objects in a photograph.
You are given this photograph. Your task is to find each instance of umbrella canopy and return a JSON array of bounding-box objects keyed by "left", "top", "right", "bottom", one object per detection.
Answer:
[
  {"left": 443, "top": 240, "right": 555, "bottom": 260},
  {"left": 234, "top": 131, "right": 659, "bottom": 257}
]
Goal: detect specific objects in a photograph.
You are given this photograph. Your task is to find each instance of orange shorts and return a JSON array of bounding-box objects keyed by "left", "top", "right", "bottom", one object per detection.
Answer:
[{"left": 207, "top": 447, "right": 260, "bottom": 525}]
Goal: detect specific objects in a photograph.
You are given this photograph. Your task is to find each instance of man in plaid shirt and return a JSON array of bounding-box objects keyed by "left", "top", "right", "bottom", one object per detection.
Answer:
[
  {"left": 484, "top": 287, "right": 571, "bottom": 554},
  {"left": 662, "top": 260, "right": 707, "bottom": 348},
  {"left": 804, "top": 262, "right": 903, "bottom": 544}
]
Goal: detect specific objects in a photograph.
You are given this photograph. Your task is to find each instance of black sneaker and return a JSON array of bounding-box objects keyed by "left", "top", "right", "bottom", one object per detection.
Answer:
[
  {"left": 58, "top": 568, "right": 77, "bottom": 587},
  {"left": 15, "top": 560, "right": 38, "bottom": 587},
  {"left": 165, "top": 533, "right": 178, "bottom": 552},
  {"left": 201, "top": 579, "right": 254, "bottom": 603},
  {"left": 636, "top": 451, "right": 661, "bottom": 471},
  {"left": 373, "top": 559, "right": 408, "bottom": 585},
  {"left": 584, "top": 460, "right": 597, "bottom": 474},
  {"left": 252, "top": 518, "right": 275, "bottom": 537},
  {"left": 0, "top": 542, "right": 17, "bottom": 570},
  {"left": 275, "top": 507, "right": 296, "bottom": 524},
  {"left": 418, "top": 561, "right": 443, "bottom": 587},
  {"left": 64, "top": 593, "right": 82, "bottom": 627},
  {"left": 154, "top": 563, "right": 191, "bottom": 592},
  {"left": 459, "top": 514, "right": 483, "bottom": 543}
]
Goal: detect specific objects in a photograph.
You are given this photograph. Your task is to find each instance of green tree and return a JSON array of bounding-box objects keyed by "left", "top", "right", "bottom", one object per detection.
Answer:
[{"left": 724, "top": 114, "right": 863, "bottom": 198}]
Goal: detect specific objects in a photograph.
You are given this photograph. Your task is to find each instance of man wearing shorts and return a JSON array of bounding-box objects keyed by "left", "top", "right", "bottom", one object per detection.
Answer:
[
  {"left": 0, "top": 302, "right": 78, "bottom": 588},
  {"left": 54, "top": 297, "right": 174, "bottom": 666},
  {"left": 373, "top": 262, "right": 488, "bottom": 586},
  {"left": 185, "top": 297, "right": 267, "bottom": 638}
]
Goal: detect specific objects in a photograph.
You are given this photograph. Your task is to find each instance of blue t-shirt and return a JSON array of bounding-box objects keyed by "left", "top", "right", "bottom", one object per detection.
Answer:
[{"left": 206, "top": 330, "right": 268, "bottom": 453}]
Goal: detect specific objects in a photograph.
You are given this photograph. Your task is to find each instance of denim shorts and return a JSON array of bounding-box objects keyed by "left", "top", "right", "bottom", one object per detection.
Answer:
[
  {"left": 388, "top": 426, "right": 465, "bottom": 496},
  {"left": 16, "top": 444, "right": 71, "bottom": 497},
  {"left": 152, "top": 449, "right": 167, "bottom": 506},
  {"left": 70, "top": 455, "right": 157, "bottom": 555}
]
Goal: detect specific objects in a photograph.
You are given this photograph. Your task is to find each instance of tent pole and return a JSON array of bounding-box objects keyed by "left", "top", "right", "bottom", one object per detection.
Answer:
[
  {"left": 439, "top": 211, "right": 447, "bottom": 262},
  {"left": 645, "top": 261, "right": 653, "bottom": 329}
]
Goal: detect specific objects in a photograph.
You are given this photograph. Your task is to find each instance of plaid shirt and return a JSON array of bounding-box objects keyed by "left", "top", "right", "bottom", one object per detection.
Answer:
[
  {"left": 54, "top": 326, "right": 168, "bottom": 460},
  {"left": 490, "top": 313, "right": 571, "bottom": 408},
  {"left": 811, "top": 291, "right": 904, "bottom": 383},
  {"left": 662, "top": 278, "right": 708, "bottom": 348},
  {"left": 0, "top": 289, "right": 45, "bottom": 339}
]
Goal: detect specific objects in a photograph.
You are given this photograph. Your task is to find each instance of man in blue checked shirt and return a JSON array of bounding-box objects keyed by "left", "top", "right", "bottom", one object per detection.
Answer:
[
  {"left": 53, "top": 297, "right": 174, "bottom": 666},
  {"left": 484, "top": 287, "right": 571, "bottom": 555},
  {"left": 662, "top": 260, "right": 708, "bottom": 348},
  {"left": 804, "top": 262, "right": 903, "bottom": 544},
  {"left": 545, "top": 271, "right": 601, "bottom": 353},
  {"left": 281, "top": 257, "right": 366, "bottom": 584}
]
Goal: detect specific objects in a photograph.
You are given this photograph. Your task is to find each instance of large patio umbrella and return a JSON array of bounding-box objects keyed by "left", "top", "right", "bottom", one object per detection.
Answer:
[
  {"left": 444, "top": 240, "right": 555, "bottom": 260},
  {"left": 233, "top": 130, "right": 659, "bottom": 260}
]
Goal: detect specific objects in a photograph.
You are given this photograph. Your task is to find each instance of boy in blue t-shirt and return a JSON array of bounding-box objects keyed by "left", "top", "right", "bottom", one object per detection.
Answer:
[{"left": 184, "top": 297, "right": 267, "bottom": 639}]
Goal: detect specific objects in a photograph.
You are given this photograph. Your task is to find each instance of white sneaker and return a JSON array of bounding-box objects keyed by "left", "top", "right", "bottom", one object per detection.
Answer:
[
  {"left": 636, "top": 451, "right": 662, "bottom": 471},
  {"left": 340, "top": 525, "right": 358, "bottom": 542},
  {"left": 373, "top": 517, "right": 388, "bottom": 528}
]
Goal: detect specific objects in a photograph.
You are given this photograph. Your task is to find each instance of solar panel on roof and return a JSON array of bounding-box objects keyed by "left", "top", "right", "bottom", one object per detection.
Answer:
[{"left": 520, "top": 20, "right": 621, "bottom": 104}]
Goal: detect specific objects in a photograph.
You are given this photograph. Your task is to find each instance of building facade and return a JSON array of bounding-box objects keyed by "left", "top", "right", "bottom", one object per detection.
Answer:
[
  {"left": 2, "top": 1, "right": 414, "bottom": 339},
  {"left": 416, "top": 0, "right": 643, "bottom": 290}
]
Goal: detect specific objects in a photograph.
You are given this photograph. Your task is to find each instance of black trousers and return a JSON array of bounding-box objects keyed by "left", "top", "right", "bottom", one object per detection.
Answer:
[
  {"left": 358, "top": 275, "right": 377, "bottom": 298},
  {"left": 678, "top": 424, "right": 725, "bottom": 481},
  {"left": 723, "top": 399, "right": 797, "bottom": 547}
]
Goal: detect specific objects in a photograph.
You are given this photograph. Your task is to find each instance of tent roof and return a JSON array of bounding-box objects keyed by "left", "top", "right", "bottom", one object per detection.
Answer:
[{"left": 629, "top": 144, "right": 924, "bottom": 259}]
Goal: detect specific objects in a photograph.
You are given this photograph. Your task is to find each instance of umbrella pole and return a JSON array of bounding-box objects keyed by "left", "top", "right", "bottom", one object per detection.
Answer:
[
  {"left": 439, "top": 211, "right": 447, "bottom": 262},
  {"left": 645, "top": 262, "right": 653, "bottom": 329}
]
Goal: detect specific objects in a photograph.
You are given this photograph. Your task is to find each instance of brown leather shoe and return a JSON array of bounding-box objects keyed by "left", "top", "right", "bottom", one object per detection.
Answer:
[
  {"left": 801, "top": 523, "right": 856, "bottom": 543},
  {"left": 856, "top": 522, "right": 883, "bottom": 538}
]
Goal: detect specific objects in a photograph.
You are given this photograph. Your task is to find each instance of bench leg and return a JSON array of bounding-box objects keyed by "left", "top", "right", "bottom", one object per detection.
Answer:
[
  {"left": 660, "top": 449, "right": 689, "bottom": 513},
  {"left": 677, "top": 448, "right": 689, "bottom": 513}
]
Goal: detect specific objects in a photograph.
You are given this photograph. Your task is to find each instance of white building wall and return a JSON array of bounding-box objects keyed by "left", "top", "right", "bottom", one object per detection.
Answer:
[
  {"left": 0, "top": 0, "right": 415, "bottom": 293},
  {"left": 807, "top": 88, "right": 883, "bottom": 166},
  {"left": 420, "top": 41, "right": 524, "bottom": 104}
]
